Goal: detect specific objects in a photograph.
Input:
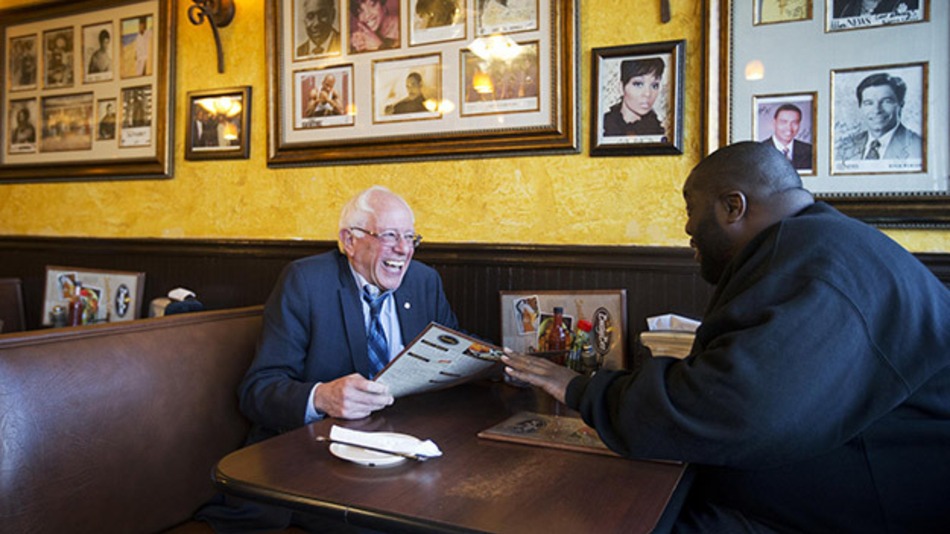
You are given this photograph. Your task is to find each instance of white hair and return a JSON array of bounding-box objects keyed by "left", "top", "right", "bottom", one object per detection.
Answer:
[{"left": 338, "top": 185, "right": 414, "bottom": 233}]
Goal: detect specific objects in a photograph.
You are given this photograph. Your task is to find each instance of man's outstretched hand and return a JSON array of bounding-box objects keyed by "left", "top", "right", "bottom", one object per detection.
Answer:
[{"left": 502, "top": 348, "right": 579, "bottom": 405}]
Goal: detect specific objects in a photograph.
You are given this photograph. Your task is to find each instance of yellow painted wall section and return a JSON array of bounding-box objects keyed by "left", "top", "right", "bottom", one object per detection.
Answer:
[{"left": 0, "top": 0, "right": 947, "bottom": 252}]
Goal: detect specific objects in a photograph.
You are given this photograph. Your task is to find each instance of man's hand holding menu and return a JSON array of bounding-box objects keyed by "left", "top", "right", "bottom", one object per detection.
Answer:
[{"left": 373, "top": 323, "right": 504, "bottom": 398}]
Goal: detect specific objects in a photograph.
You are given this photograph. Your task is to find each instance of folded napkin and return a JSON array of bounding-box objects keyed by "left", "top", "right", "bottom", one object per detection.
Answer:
[
  {"left": 646, "top": 313, "right": 701, "bottom": 332},
  {"left": 329, "top": 425, "right": 443, "bottom": 458}
]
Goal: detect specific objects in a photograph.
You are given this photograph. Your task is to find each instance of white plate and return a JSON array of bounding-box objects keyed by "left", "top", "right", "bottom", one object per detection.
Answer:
[{"left": 328, "top": 432, "right": 421, "bottom": 467}]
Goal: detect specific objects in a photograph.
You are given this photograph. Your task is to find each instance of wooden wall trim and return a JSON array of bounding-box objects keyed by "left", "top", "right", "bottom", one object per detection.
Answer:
[{"left": 0, "top": 237, "right": 946, "bottom": 356}]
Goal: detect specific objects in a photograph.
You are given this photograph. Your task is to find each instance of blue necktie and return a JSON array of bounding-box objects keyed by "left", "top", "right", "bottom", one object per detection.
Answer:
[{"left": 362, "top": 285, "right": 389, "bottom": 377}]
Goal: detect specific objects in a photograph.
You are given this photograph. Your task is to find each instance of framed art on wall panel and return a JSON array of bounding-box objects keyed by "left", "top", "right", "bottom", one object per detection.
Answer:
[
  {"left": 185, "top": 86, "right": 251, "bottom": 161},
  {"left": 705, "top": 0, "right": 949, "bottom": 227},
  {"left": 265, "top": 0, "right": 578, "bottom": 166},
  {"left": 0, "top": 0, "right": 174, "bottom": 182},
  {"left": 589, "top": 40, "right": 685, "bottom": 157}
]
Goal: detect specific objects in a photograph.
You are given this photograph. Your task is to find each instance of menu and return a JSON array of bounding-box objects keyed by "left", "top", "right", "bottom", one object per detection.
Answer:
[{"left": 373, "top": 323, "right": 504, "bottom": 398}]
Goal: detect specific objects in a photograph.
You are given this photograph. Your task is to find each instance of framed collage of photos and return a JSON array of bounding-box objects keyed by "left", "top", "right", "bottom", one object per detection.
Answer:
[
  {"left": 41, "top": 265, "right": 145, "bottom": 326},
  {"left": 0, "top": 0, "right": 174, "bottom": 182},
  {"left": 589, "top": 40, "right": 685, "bottom": 157},
  {"left": 499, "top": 290, "right": 627, "bottom": 371},
  {"left": 265, "top": 0, "right": 578, "bottom": 166},
  {"left": 706, "top": 0, "right": 949, "bottom": 226}
]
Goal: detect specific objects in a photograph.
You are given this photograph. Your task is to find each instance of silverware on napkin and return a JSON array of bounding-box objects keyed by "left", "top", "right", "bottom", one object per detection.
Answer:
[{"left": 315, "top": 436, "right": 433, "bottom": 462}]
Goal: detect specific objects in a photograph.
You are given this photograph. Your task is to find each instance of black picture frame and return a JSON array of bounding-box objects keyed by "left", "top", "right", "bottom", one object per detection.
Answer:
[
  {"left": 185, "top": 86, "right": 251, "bottom": 161},
  {"left": 589, "top": 40, "right": 685, "bottom": 157}
]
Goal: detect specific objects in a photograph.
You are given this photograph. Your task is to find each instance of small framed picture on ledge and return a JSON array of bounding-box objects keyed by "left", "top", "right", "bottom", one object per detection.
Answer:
[
  {"left": 590, "top": 40, "right": 685, "bottom": 157},
  {"left": 185, "top": 86, "right": 251, "bottom": 160}
]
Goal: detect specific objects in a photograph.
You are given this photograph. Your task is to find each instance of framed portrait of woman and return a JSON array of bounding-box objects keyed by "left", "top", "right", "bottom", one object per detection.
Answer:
[{"left": 590, "top": 40, "right": 685, "bottom": 157}]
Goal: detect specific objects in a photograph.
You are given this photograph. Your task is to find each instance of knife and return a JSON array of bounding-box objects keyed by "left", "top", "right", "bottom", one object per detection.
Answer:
[
  {"left": 660, "top": 0, "right": 671, "bottom": 23},
  {"left": 315, "top": 435, "right": 432, "bottom": 462}
]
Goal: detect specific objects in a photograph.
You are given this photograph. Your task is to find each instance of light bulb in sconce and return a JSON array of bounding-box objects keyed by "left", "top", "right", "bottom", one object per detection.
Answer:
[
  {"left": 745, "top": 60, "right": 765, "bottom": 81},
  {"left": 472, "top": 71, "right": 494, "bottom": 94}
]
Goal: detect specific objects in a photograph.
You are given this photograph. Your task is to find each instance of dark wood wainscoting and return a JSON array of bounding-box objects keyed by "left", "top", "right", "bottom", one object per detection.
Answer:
[{"left": 1, "top": 237, "right": 947, "bottom": 366}]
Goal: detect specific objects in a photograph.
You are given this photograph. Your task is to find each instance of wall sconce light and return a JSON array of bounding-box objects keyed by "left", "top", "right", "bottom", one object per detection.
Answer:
[
  {"left": 745, "top": 59, "right": 765, "bottom": 81},
  {"left": 188, "top": 0, "right": 236, "bottom": 74}
]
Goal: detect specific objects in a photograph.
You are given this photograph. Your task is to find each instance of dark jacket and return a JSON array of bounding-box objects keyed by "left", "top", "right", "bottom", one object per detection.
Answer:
[{"left": 568, "top": 202, "right": 950, "bottom": 532}]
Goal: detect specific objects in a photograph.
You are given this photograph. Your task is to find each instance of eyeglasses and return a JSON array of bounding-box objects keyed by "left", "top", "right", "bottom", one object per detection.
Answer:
[{"left": 350, "top": 227, "right": 422, "bottom": 248}]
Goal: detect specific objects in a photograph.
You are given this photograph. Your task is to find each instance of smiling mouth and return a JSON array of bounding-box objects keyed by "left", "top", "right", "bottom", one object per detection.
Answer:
[{"left": 383, "top": 260, "right": 405, "bottom": 271}]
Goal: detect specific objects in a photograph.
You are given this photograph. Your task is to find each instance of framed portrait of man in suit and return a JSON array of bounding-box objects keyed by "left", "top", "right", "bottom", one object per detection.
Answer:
[
  {"left": 294, "top": 0, "right": 341, "bottom": 60},
  {"left": 831, "top": 62, "right": 926, "bottom": 175},
  {"left": 754, "top": 93, "right": 816, "bottom": 175}
]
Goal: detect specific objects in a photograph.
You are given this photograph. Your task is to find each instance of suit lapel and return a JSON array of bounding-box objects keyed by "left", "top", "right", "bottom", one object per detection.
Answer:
[
  {"left": 336, "top": 253, "right": 374, "bottom": 378},
  {"left": 394, "top": 265, "right": 428, "bottom": 344}
]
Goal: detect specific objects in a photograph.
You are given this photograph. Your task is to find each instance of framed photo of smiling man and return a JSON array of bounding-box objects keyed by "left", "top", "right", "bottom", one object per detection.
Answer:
[
  {"left": 831, "top": 62, "right": 926, "bottom": 175},
  {"left": 754, "top": 93, "right": 816, "bottom": 175}
]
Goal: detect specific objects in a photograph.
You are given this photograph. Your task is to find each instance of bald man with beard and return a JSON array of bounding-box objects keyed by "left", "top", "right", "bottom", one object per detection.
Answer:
[{"left": 504, "top": 141, "right": 950, "bottom": 533}]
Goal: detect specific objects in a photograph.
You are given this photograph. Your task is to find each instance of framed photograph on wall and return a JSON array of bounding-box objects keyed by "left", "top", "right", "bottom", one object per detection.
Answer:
[
  {"left": 831, "top": 63, "right": 925, "bottom": 175},
  {"left": 500, "top": 290, "right": 627, "bottom": 371},
  {"left": 827, "top": 0, "right": 927, "bottom": 32},
  {"left": 410, "top": 0, "right": 466, "bottom": 46},
  {"left": 0, "top": 0, "right": 175, "bottom": 182},
  {"left": 589, "top": 40, "right": 685, "bottom": 157},
  {"left": 705, "top": 0, "right": 948, "bottom": 226},
  {"left": 185, "top": 86, "right": 252, "bottom": 161},
  {"left": 755, "top": 0, "right": 812, "bottom": 25},
  {"left": 265, "top": 0, "right": 578, "bottom": 166},
  {"left": 42, "top": 265, "right": 145, "bottom": 326},
  {"left": 753, "top": 92, "right": 817, "bottom": 175}
]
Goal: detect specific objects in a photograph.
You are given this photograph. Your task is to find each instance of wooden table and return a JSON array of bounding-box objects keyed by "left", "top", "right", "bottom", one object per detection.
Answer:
[{"left": 213, "top": 381, "right": 687, "bottom": 534}]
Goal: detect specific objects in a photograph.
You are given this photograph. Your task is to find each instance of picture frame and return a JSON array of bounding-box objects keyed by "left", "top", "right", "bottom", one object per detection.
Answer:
[
  {"left": 42, "top": 265, "right": 145, "bottom": 326},
  {"left": 830, "top": 62, "right": 925, "bottom": 175},
  {"left": 500, "top": 290, "right": 627, "bottom": 371},
  {"left": 755, "top": 0, "right": 812, "bottom": 25},
  {"left": 265, "top": 0, "right": 578, "bottom": 166},
  {"left": 753, "top": 92, "right": 817, "bottom": 175},
  {"left": 826, "top": 0, "right": 927, "bottom": 32},
  {"left": 590, "top": 40, "right": 685, "bottom": 157},
  {"left": 705, "top": 0, "right": 949, "bottom": 227},
  {"left": 185, "top": 86, "right": 251, "bottom": 161},
  {"left": 1, "top": 0, "right": 175, "bottom": 182}
]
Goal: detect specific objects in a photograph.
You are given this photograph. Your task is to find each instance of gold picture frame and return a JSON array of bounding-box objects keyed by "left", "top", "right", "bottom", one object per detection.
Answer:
[
  {"left": 1, "top": 0, "right": 175, "bottom": 182},
  {"left": 265, "top": 0, "right": 578, "bottom": 166},
  {"left": 705, "top": 0, "right": 950, "bottom": 227}
]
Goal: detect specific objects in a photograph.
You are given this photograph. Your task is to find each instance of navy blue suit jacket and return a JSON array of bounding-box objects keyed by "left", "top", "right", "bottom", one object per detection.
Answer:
[
  {"left": 760, "top": 138, "right": 813, "bottom": 171},
  {"left": 239, "top": 250, "right": 458, "bottom": 443}
]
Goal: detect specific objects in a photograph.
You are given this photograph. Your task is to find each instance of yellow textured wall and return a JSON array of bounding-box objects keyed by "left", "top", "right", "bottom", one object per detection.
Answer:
[{"left": 1, "top": 0, "right": 947, "bottom": 252}]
